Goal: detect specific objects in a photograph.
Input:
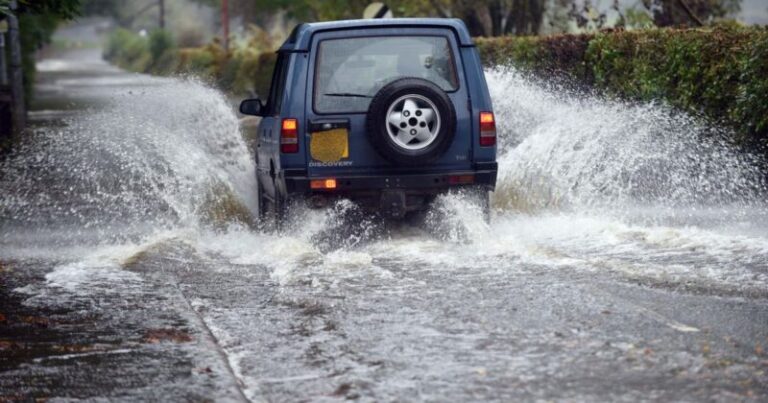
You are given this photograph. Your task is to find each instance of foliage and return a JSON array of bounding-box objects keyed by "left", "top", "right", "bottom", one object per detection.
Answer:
[
  {"left": 148, "top": 29, "right": 177, "bottom": 73},
  {"left": 105, "top": 25, "right": 276, "bottom": 97},
  {"left": 104, "top": 29, "right": 150, "bottom": 71},
  {"left": 640, "top": 0, "right": 741, "bottom": 27},
  {"left": 565, "top": 0, "right": 612, "bottom": 30},
  {"left": 476, "top": 33, "right": 593, "bottom": 83},
  {"left": 17, "top": 13, "right": 58, "bottom": 101},
  {"left": 187, "top": 0, "right": 548, "bottom": 36},
  {"left": 229, "top": 27, "right": 276, "bottom": 97},
  {"left": 105, "top": 28, "right": 177, "bottom": 73},
  {"left": 101, "top": 3, "right": 763, "bottom": 153},
  {"left": 477, "top": 26, "right": 768, "bottom": 152},
  {"left": 11, "top": 0, "right": 82, "bottom": 103},
  {"left": 79, "top": 0, "right": 120, "bottom": 17},
  {"left": 623, "top": 8, "right": 656, "bottom": 29},
  {"left": 419, "top": 0, "right": 547, "bottom": 36},
  {"left": 16, "top": 0, "right": 81, "bottom": 19}
]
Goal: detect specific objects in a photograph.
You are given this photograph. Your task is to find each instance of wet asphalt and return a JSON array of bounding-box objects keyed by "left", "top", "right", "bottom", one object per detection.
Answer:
[{"left": 2, "top": 239, "right": 767, "bottom": 401}]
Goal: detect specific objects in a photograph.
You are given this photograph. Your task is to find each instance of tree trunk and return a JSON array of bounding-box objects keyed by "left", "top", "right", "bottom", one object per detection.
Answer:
[
  {"left": 222, "top": 0, "right": 229, "bottom": 52},
  {"left": 463, "top": 8, "right": 487, "bottom": 37},
  {"left": 8, "top": 0, "right": 25, "bottom": 136},
  {"left": 528, "top": 0, "right": 544, "bottom": 34},
  {"left": 677, "top": 0, "right": 704, "bottom": 26},
  {"left": 428, "top": 0, "right": 451, "bottom": 18},
  {"left": 505, "top": 0, "right": 545, "bottom": 35},
  {"left": 488, "top": 0, "right": 504, "bottom": 37},
  {"left": 0, "top": 34, "right": 8, "bottom": 85},
  {"left": 159, "top": 0, "right": 165, "bottom": 29}
]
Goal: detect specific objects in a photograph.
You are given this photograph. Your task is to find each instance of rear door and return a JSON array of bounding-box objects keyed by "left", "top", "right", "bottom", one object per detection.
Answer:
[{"left": 304, "top": 28, "right": 473, "bottom": 179}]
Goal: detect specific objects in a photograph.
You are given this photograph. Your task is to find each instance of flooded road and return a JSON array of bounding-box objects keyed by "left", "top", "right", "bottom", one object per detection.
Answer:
[{"left": 1, "top": 34, "right": 768, "bottom": 401}]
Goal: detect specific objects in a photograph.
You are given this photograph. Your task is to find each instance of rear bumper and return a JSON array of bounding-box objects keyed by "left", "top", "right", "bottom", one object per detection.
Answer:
[{"left": 283, "top": 162, "right": 498, "bottom": 194}]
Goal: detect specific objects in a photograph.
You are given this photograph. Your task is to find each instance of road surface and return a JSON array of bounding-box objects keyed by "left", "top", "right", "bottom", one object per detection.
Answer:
[{"left": 1, "top": 24, "right": 767, "bottom": 401}]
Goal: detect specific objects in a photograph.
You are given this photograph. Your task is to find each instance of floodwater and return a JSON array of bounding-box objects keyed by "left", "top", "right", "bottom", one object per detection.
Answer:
[{"left": 1, "top": 35, "right": 767, "bottom": 401}]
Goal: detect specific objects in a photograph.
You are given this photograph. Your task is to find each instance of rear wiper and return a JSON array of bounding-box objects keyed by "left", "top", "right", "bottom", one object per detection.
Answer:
[{"left": 324, "top": 92, "right": 371, "bottom": 98}]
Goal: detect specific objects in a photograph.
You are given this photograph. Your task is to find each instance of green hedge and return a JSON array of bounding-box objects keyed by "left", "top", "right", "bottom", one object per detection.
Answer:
[
  {"left": 476, "top": 26, "right": 768, "bottom": 151},
  {"left": 104, "top": 28, "right": 179, "bottom": 74},
  {"left": 477, "top": 33, "right": 595, "bottom": 84}
]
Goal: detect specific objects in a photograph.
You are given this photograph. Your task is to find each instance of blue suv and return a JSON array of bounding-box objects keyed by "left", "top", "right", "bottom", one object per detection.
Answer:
[{"left": 240, "top": 18, "right": 497, "bottom": 225}]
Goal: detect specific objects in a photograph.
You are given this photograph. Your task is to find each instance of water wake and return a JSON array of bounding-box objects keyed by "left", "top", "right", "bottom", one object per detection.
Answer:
[
  {"left": 486, "top": 68, "right": 766, "bottom": 213},
  {"left": 1, "top": 76, "right": 256, "bottom": 251},
  {"left": 1, "top": 65, "right": 766, "bottom": 296}
]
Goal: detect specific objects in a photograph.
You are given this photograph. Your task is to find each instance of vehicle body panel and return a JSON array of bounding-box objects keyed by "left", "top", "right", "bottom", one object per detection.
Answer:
[
  {"left": 250, "top": 18, "right": 497, "bottom": 215},
  {"left": 303, "top": 27, "right": 474, "bottom": 178},
  {"left": 279, "top": 18, "right": 476, "bottom": 52}
]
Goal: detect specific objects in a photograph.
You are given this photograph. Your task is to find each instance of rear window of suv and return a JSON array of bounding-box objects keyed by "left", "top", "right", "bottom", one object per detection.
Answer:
[{"left": 314, "top": 36, "right": 459, "bottom": 114}]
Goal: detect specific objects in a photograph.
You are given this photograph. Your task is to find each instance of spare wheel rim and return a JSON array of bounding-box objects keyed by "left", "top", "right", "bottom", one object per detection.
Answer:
[{"left": 385, "top": 94, "right": 441, "bottom": 151}]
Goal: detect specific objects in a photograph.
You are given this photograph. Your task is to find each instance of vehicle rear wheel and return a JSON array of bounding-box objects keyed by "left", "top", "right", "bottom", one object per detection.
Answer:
[
  {"left": 271, "top": 178, "right": 288, "bottom": 231},
  {"left": 256, "top": 174, "right": 267, "bottom": 223},
  {"left": 367, "top": 78, "right": 456, "bottom": 165}
]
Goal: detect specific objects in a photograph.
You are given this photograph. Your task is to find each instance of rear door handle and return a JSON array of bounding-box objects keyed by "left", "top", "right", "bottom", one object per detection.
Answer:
[{"left": 308, "top": 119, "right": 350, "bottom": 132}]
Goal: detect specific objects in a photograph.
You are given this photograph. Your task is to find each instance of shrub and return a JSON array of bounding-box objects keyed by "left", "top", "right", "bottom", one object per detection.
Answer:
[
  {"left": 229, "top": 25, "right": 277, "bottom": 97},
  {"left": 177, "top": 47, "right": 214, "bottom": 76},
  {"left": 148, "top": 29, "right": 177, "bottom": 73},
  {"left": 103, "top": 24, "right": 279, "bottom": 100},
  {"left": 478, "top": 26, "right": 768, "bottom": 153},
  {"left": 232, "top": 49, "right": 276, "bottom": 98},
  {"left": 176, "top": 27, "right": 205, "bottom": 48},
  {"left": 176, "top": 41, "right": 238, "bottom": 91},
  {"left": 104, "top": 28, "right": 150, "bottom": 72},
  {"left": 476, "top": 33, "right": 593, "bottom": 84},
  {"left": 218, "top": 55, "right": 242, "bottom": 93},
  {"left": 104, "top": 28, "right": 179, "bottom": 75}
]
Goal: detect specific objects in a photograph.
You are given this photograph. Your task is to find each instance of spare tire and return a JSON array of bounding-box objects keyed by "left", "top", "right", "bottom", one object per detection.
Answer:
[{"left": 366, "top": 77, "right": 456, "bottom": 165}]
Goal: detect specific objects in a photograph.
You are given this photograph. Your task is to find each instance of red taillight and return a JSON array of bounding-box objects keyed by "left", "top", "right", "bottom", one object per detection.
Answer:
[
  {"left": 448, "top": 174, "right": 475, "bottom": 185},
  {"left": 281, "top": 118, "right": 298, "bottom": 153},
  {"left": 479, "top": 111, "right": 496, "bottom": 147},
  {"left": 310, "top": 178, "right": 337, "bottom": 190}
]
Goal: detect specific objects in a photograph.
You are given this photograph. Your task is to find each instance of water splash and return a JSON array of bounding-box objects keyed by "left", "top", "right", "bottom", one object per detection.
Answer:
[
  {"left": 1, "top": 75, "right": 256, "bottom": 248},
  {"left": 1, "top": 62, "right": 766, "bottom": 296},
  {"left": 487, "top": 68, "right": 766, "bottom": 213}
]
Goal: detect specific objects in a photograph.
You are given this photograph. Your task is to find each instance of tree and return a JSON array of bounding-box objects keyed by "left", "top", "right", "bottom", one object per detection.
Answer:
[
  {"left": 191, "top": 0, "right": 548, "bottom": 37},
  {"left": 79, "top": 0, "right": 121, "bottom": 17},
  {"left": 641, "top": 0, "right": 741, "bottom": 27},
  {"left": 16, "top": 0, "right": 81, "bottom": 19},
  {"left": 217, "top": 0, "right": 371, "bottom": 25},
  {"left": 423, "top": 0, "right": 547, "bottom": 36},
  {"left": 566, "top": 0, "right": 615, "bottom": 30},
  {"left": 0, "top": 0, "right": 81, "bottom": 135},
  {"left": 14, "top": 0, "right": 82, "bottom": 100}
]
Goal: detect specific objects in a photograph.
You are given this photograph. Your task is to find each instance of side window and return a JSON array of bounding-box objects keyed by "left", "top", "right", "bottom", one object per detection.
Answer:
[{"left": 267, "top": 53, "right": 290, "bottom": 116}]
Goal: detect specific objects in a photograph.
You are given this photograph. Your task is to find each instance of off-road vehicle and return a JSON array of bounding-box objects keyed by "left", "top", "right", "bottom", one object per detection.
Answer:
[{"left": 240, "top": 18, "right": 497, "bottom": 225}]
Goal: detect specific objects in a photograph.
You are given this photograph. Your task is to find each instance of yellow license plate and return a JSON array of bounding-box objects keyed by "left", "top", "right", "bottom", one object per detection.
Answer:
[{"left": 310, "top": 128, "right": 349, "bottom": 163}]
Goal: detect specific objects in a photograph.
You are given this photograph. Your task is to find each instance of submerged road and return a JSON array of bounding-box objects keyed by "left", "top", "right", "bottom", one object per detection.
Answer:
[{"left": 1, "top": 27, "right": 767, "bottom": 401}]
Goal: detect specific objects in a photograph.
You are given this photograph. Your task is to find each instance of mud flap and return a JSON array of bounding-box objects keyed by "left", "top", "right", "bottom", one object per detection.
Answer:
[{"left": 380, "top": 190, "right": 406, "bottom": 219}]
